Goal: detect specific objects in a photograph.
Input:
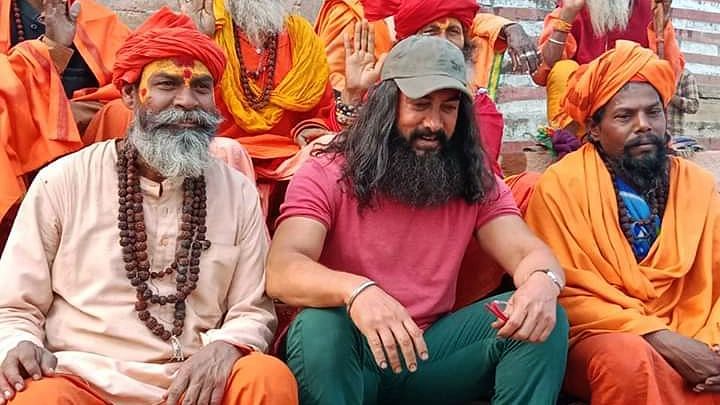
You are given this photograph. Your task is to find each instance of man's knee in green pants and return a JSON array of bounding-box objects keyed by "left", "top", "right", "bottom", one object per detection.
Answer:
[{"left": 286, "top": 293, "right": 569, "bottom": 405}]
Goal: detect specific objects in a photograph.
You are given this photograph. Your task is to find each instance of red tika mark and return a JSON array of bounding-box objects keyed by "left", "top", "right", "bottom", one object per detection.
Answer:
[
  {"left": 140, "top": 88, "right": 148, "bottom": 98},
  {"left": 183, "top": 68, "right": 192, "bottom": 80}
]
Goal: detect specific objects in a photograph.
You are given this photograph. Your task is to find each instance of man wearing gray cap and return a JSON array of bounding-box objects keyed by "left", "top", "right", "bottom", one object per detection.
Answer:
[{"left": 267, "top": 36, "right": 568, "bottom": 405}]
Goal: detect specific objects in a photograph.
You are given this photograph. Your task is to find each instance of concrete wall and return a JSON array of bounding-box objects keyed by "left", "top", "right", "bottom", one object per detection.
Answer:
[{"left": 100, "top": 0, "right": 720, "bottom": 142}]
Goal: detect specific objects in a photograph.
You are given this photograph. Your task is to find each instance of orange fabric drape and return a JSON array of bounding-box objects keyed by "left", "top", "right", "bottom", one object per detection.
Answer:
[
  {"left": 505, "top": 171, "right": 542, "bottom": 216},
  {"left": 526, "top": 144, "right": 720, "bottom": 346},
  {"left": 564, "top": 333, "right": 720, "bottom": 404},
  {"left": 468, "top": 13, "right": 510, "bottom": 91},
  {"left": 533, "top": 8, "right": 684, "bottom": 86},
  {"left": 314, "top": 0, "right": 392, "bottom": 91},
  {"left": 10, "top": 353, "right": 298, "bottom": 405},
  {"left": 0, "top": 0, "right": 129, "bottom": 221}
]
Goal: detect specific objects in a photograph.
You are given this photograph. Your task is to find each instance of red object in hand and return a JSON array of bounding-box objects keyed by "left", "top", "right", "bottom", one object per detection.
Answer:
[{"left": 484, "top": 300, "right": 509, "bottom": 322}]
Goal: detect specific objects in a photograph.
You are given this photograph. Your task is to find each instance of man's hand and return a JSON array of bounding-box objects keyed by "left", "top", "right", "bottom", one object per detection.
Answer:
[
  {"left": 0, "top": 341, "right": 57, "bottom": 404},
  {"left": 178, "top": 0, "right": 215, "bottom": 37},
  {"left": 502, "top": 23, "right": 540, "bottom": 74},
  {"left": 44, "top": 0, "right": 81, "bottom": 48},
  {"left": 494, "top": 272, "right": 559, "bottom": 342},
  {"left": 645, "top": 330, "right": 720, "bottom": 386},
  {"left": 342, "top": 20, "right": 385, "bottom": 106},
  {"left": 348, "top": 285, "right": 429, "bottom": 374},
  {"left": 295, "top": 128, "right": 329, "bottom": 147},
  {"left": 164, "top": 341, "right": 243, "bottom": 405}
]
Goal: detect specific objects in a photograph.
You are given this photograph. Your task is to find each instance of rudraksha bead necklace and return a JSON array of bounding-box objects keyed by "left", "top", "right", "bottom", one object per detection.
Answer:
[
  {"left": 116, "top": 142, "right": 211, "bottom": 343},
  {"left": 12, "top": 0, "right": 26, "bottom": 42},
  {"left": 598, "top": 151, "right": 668, "bottom": 259},
  {"left": 234, "top": 25, "right": 278, "bottom": 110}
]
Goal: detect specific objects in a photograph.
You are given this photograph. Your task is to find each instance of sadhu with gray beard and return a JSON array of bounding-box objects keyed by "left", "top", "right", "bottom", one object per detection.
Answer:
[
  {"left": 532, "top": 0, "right": 684, "bottom": 133},
  {"left": 526, "top": 41, "right": 720, "bottom": 404},
  {"left": 267, "top": 35, "right": 569, "bottom": 405},
  {"left": 0, "top": 8, "right": 298, "bottom": 405}
]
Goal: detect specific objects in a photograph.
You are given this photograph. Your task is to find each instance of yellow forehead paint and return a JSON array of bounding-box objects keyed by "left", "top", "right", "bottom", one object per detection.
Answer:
[
  {"left": 425, "top": 17, "right": 463, "bottom": 34},
  {"left": 138, "top": 59, "right": 212, "bottom": 102}
]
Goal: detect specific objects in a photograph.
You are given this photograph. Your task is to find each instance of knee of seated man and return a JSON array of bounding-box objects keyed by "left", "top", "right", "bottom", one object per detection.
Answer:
[
  {"left": 581, "top": 333, "right": 657, "bottom": 382},
  {"left": 10, "top": 376, "right": 92, "bottom": 404},
  {"left": 229, "top": 353, "right": 297, "bottom": 387}
]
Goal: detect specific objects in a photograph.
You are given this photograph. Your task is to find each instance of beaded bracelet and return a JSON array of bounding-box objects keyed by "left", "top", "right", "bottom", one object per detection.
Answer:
[{"left": 335, "top": 93, "right": 360, "bottom": 127}]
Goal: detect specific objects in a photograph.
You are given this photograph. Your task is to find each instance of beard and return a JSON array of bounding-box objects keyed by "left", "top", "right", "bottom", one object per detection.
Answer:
[
  {"left": 226, "top": 0, "right": 288, "bottom": 47},
  {"left": 612, "top": 134, "right": 668, "bottom": 192},
  {"left": 128, "top": 106, "right": 222, "bottom": 179},
  {"left": 586, "top": 0, "right": 632, "bottom": 36},
  {"left": 375, "top": 128, "right": 466, "bottom": 207}
]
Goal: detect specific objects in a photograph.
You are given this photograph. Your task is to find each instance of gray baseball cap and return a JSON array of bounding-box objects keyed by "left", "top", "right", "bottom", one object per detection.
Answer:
[{"left": 380, "top": 35, "right": 472, "bottom": 99}]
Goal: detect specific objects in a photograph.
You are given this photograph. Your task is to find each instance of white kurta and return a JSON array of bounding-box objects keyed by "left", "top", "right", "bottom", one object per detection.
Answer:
[{"left": 0, "top": 140, "right": 276, "bottom": 404}]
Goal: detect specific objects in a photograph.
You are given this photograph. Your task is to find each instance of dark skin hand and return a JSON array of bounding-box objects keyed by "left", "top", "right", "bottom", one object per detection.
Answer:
[
  {"left": 502, "top": 23, "right": 540, "bottom": 74},
  {"left": 164, "top": 341, "right": 243, "bottom": 405},
  {"left": 0, "top": 341, "right": 57, "bottom": 404},
  {"left": 43, "top": 0, "right": 82, "bottom": 47},
  {"left": 645, "top": 330, "right": 720, "bottom": 386}
]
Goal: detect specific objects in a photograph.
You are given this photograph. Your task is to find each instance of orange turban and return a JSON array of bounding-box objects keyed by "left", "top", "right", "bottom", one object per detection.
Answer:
[
  {"left": 563, "top": 40, "right": 676, "bottom": 126},
  {"left": 112, "top": 7, "right": 226, "bottom": 90},
  {"left": 394, "top": 0, "right": 479, "bottom": 40}
]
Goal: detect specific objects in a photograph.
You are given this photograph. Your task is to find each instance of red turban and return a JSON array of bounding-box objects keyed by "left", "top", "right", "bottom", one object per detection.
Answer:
[
  {"left": 563, "top": 40, "right": 676, "bottom": 126},
  {"left": 112, "top": 7, "right": 227, "bottom": 90},
  {"left": 360, "top": 0, "right": 400, "bottom": 22},
  {"left": 394, "top": 0, "right": 479, "bottom": 40}
]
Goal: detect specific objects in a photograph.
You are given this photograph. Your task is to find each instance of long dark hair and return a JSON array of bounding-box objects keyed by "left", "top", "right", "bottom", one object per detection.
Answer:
[{"left": 317, "top": 80, "right": 496, "bottom": 208}]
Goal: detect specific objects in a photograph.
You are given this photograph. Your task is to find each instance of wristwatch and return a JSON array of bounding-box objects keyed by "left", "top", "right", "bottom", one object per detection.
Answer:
[{"left": 532, "top": 269, "right": 564, "bottom": 292}]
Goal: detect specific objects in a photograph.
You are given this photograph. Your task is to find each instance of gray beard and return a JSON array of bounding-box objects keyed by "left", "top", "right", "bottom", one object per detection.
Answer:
[
  {"left": 226, "top": 0, "right": 288, "bottom": 47},
  {"left": 586, "top": 0, "right": 632, "bottom": 36},
  {"left": 128, "top": 107, "right": 222, "bottom": 179}
]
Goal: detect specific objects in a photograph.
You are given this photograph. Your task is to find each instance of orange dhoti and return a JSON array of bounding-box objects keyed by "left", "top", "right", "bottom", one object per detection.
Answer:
[
  {"left": 564, "top": 333, "right": 720, "bottom": 404},
  {"left": 9, "top": 353, "right": 298, "bottom": 405}
]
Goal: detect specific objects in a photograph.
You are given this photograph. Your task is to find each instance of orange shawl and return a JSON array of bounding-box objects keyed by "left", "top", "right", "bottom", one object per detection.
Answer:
[
  {"left": 313, "top": 0, "right": 392, "bottom": 91},
  {"left": 525, "top": 144, "right": 720, "bottom": 346},
  {"left": 0, "top": 0, "right": 129, "bottom": 221}
]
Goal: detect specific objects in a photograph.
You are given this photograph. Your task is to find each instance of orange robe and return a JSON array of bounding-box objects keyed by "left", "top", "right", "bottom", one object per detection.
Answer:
[
  {"left": 0, "top": 0, "right": 128, "bottom": 222},
  {"left": 527, "top": 145, "right": 720, "bottom": 346},
  {"left": 314, "top": 0, "right": 393, "bottom": 91},
  {"left": 9, "top": 353, "right": 298, "bottom": 405},
  {"left": 469, "top": 13, "right": 511, "bottom": 100},
  {"left": 525, "top": 144, "right": 720, "bottom": 402}
]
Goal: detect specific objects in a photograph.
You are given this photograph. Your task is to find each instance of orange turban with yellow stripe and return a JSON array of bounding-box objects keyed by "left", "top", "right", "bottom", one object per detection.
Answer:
[
  {"left": 563, "top": 40, "right": 676, "bottom": 126},
  {"left": 112, "top": 7, "right": 226, "bottom": 90}
]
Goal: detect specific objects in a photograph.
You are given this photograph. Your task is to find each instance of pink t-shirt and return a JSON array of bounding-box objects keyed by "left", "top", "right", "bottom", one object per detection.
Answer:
[{"left": 277, "top": 155, "right": 520, "bottom": 328}]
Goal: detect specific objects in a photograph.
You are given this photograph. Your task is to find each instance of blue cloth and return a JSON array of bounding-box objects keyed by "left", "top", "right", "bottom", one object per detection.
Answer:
[{"left": 616, "top": 178, "right": 661, "bottom": 260}]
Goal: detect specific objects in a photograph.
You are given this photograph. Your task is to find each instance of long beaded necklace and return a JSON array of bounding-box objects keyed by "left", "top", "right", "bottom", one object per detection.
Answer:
[
  {"left": 12, "top": 0, "right": 26, "bottom": 42},
  {"left": 598, "top": 152, "right": 668, "bottom": 259},
  {"left": 116, "top": 142, "right": 211, "bottom": 360},
  {"left": 234, "top": 24, "right": 278, "bottom": 110}
]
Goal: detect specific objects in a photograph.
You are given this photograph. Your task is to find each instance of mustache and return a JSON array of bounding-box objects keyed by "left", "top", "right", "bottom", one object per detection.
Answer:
[
  {"left": 140, "top": 107, "right": 222, "bottom": 133},
  {"left": 408, "top": 128, "right": 449, "bottom": 144},
  {"left": 624, "top": 134, "right": 666, "bottom": 151}
]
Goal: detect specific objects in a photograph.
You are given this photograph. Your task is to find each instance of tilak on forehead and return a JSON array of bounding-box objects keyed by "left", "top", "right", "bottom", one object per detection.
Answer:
[{"left": 138, "top": 58, "right": 212, "bottom": 102}]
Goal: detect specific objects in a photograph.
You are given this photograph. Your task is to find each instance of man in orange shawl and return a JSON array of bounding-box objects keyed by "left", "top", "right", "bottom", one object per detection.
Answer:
[
  {"left": 86, "top": 0, "right": 339, "bottom": 223},
  {"left": 525, "top": 41, "right": 720, "bottom": 404},
  {"left": 0, "top": 0, "right": 129, "bottom": 250},
  {"left": 533, "top": 0, "right": 683, "bottom": 131}
]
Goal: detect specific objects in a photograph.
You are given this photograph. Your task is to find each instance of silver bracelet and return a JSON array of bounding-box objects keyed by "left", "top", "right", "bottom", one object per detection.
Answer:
[
  {"left": 346, "top": 281, "right": 377, "bottom": 315},
  {"left": 548, "top": 38, "right": 566, "bottom": 46}
]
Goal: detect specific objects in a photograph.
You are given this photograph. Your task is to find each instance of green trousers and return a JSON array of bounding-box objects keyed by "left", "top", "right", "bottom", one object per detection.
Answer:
[{"left": 286, "top": 292, "right": 569, "bottom": 405}]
